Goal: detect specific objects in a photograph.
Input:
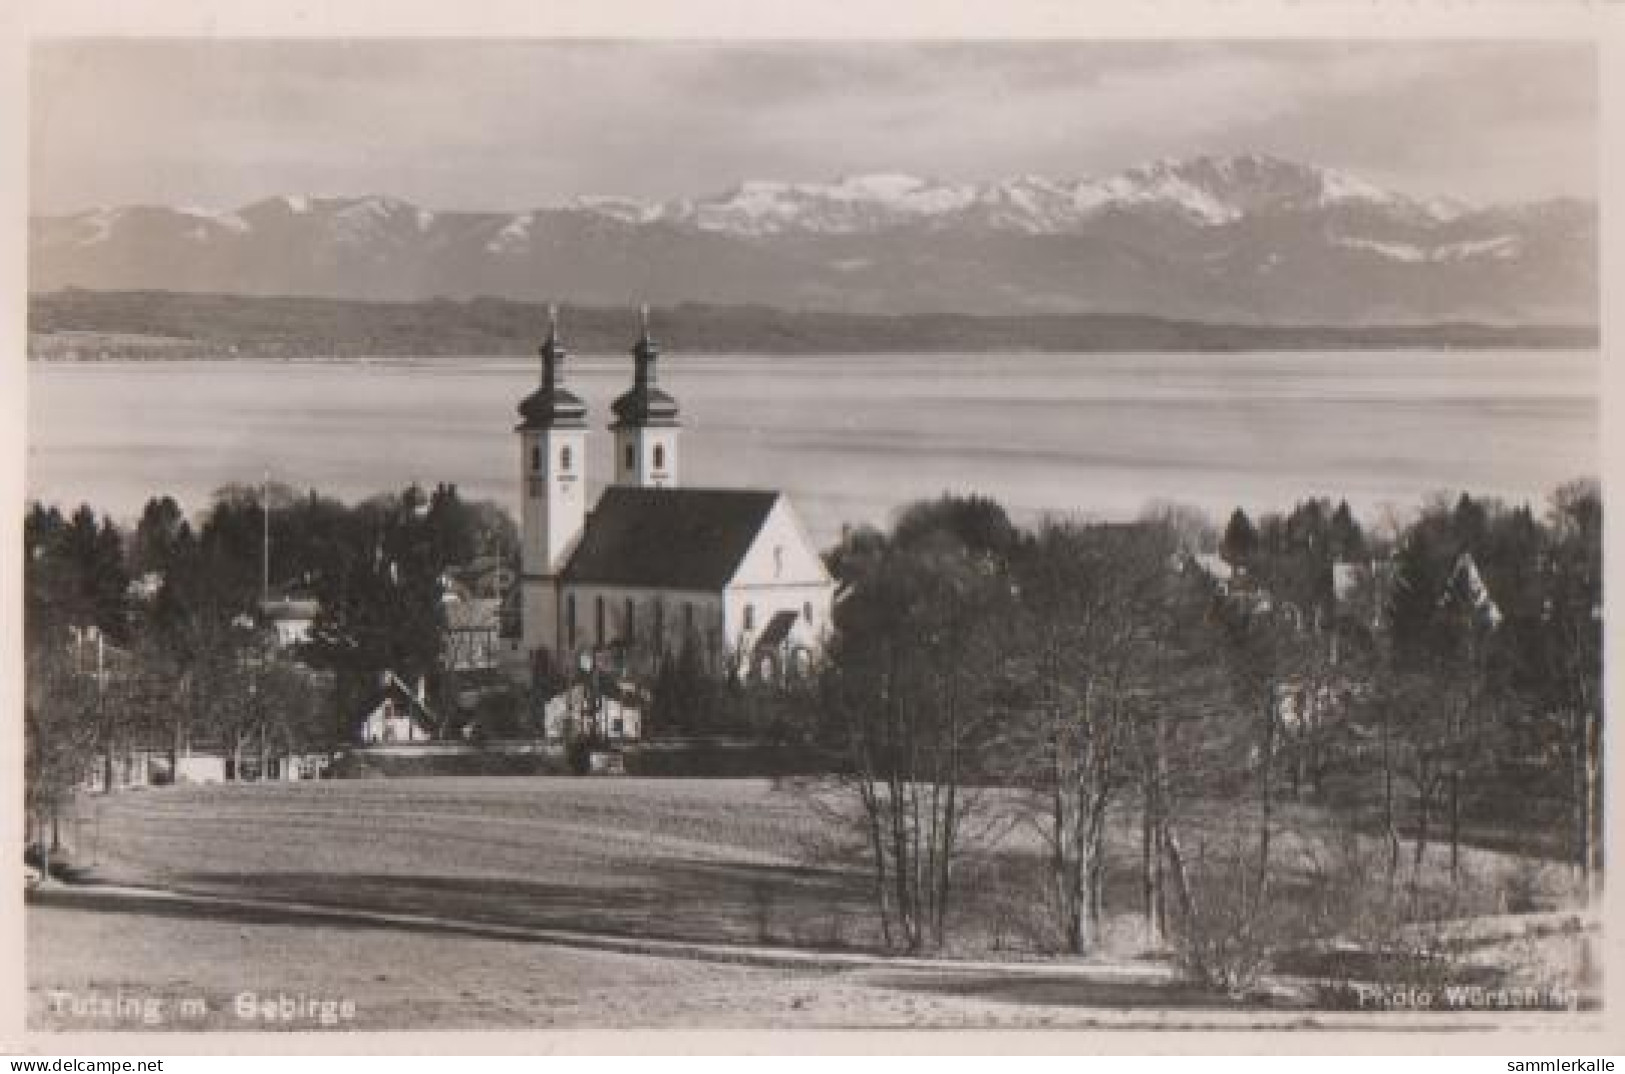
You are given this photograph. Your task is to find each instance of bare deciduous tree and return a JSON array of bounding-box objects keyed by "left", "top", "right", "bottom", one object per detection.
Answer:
[
  {"left": 1007, "top": 521, "right": 1173, "bottom": 953},
  {"left": 814, "top": 532, "right": 1014, "bottom": 953}
]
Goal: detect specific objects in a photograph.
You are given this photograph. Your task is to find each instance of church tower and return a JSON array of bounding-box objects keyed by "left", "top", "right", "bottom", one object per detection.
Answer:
[
  {"left": 611, "top": 306, "right": 680, "bottom": 489},
  {"left": 516, "top": 307, "right": 588, "bottom": 668}
]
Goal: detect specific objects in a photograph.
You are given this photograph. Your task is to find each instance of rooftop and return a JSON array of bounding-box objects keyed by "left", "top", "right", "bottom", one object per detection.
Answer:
[{"left": 561, "top": 487, "right": 780, "bottom": 590}]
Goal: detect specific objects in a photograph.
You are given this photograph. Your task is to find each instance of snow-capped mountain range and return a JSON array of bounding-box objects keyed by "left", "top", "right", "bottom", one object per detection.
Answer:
[
  {"left": 574, "top": 156, "right": 1461, "bottom": 235},
  {"left": 30, "top": 155, "right": 1596, "bottom": 324}
]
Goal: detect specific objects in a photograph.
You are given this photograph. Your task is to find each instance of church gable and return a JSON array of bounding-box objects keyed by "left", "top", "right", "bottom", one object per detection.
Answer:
[{"left": 725, "top": 497, "right": 832, "bottom": 590}]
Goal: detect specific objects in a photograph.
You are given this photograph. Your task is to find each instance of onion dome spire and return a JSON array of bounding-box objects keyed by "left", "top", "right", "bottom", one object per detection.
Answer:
[
  {"left": 517, "top": 304, "right": 588, "bottom": 430},
  {"left": 632, "top": 304, "right": 656, "bottom": 389},
  {"left": 540, "top": 304, "right": 562, "bottom": 391},
  {"left": 611, "top": 304, "right": 681, "bottom": 429}
]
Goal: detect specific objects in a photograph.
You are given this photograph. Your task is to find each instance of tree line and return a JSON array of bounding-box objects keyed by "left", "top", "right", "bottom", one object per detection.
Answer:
[
  {"left": 22, "top": 474, "right": 1603, "bottom": 985},
  {"left": 790, "top": 481, "right": 1601, "bottom": 981},
  {"left": 23, "top": 481, "right": 519, "bottom": 864}
]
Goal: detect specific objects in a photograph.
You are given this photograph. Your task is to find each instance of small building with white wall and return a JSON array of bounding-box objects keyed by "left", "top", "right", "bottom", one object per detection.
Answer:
[
  {"left": 542, "top": 684, "right": 643, "bottom": 742},
  {"left": 261, "top": 596, "right": 320, "bottom": 649},
  {"left": 358, "top": 674, "right": 435, "bottom": 744}
]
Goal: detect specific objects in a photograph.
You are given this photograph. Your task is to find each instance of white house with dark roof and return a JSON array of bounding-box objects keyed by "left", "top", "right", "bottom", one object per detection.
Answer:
[
  {"left": 260, "top": 593, "right": 321, "bottom": 649},
  {"left": 358, "top": 672, "right": 436, "bottom": 745},
  {"left": 515, "top": 309, "right": 833, "bottom": 685}
]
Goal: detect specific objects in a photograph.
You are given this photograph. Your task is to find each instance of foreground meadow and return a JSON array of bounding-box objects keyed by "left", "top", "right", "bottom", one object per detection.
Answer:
[
  {"left": 28, "top": 897, "right": 1430, "bottom": 1032},
  {"left": 26, "top": 777, "right": 1599, "bottom": 1030},
  {"left": 50, "top": 777, "right": 860, "bottom": 948},
  {"left": 41, "top": 777, "right": 1588, "bottom": 956}
]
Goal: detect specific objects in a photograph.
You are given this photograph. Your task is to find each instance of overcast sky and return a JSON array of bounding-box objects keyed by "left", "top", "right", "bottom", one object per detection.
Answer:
[{"left": 30, "top": 39, "right": 1596, "bottom": 214}]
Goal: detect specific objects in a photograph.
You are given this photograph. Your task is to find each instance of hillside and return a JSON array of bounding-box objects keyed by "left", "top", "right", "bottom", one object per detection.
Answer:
[{"left": 27, "top": 291, "right": 1597, "bottom": 360}]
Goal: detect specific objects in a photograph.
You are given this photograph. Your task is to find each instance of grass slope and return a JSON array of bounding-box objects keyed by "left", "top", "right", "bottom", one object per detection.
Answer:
[
  {"left": 55, "top": 777, "right": 1582, "bottom": 957},
  {"left": 61, "top": 778, "right": 869, "bottom": 949},
  {"left": 26, "top": 778, "right": 1598, "bottom": 1029}
]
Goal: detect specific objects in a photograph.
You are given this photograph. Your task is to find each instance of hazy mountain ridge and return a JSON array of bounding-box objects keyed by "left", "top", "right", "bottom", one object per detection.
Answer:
[
  {"left": 28, "top": 291, "right": 1597, "bottom": 360},
  {"left": 31, "top": 154, "right": 1597, "bottom": 325}
]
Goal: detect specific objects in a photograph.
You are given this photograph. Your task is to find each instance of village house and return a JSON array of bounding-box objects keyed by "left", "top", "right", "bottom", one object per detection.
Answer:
[
  {"left": 357, "top": 672, "right": 436, "bottom": 745},
  {"left": 260, "top": 592, "right": 321, "bottom": 649},
  {"left": 443, "top": 555, "right": 515, "bottom": 604},
  {"left": 441, "top": 582, "right": 503, "bottom": 674},
  {"left": 62, "top": 625, "right": 326, "bottom": 788},
  {"left": 1332, "top": 558, "right": 1397, "bottom": 629},
  {"left": 541, "top": 682, "right": 642, "bottom": 742}
]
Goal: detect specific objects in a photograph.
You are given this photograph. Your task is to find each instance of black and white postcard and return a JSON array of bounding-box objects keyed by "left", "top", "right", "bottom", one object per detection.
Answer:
[{"left": 6, "top": 0, "right": 1621, "bottom": 1055}]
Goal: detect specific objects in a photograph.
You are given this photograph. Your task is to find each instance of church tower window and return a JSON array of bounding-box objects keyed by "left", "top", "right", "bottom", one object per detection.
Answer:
[
  {"left": 531, "top": 445, "right": 541, "bottom": 472},
  {"left": 625, "top": 444, "right": 636, "bottom": 472},
  {"left": 653, "top": 444, "right": 666, "bottom": 470},
  {"left": 743, "top": 604, "right": 756, "bottom": 632},
  {"left": 560, "top": 445, "right": 572, "bottom": 472}
]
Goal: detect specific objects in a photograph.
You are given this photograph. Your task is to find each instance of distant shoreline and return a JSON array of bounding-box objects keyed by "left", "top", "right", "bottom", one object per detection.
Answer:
[
  {"left": 25, "top": 347, "right": 1602, "bottom": 367},
  {"left": 28, "top": 290, "right": 1599, "bottom": 360}
]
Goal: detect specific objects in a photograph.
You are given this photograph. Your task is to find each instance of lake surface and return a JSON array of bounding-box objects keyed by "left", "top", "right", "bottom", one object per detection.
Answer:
[{"left": 27, "top": 351, "right": 1599, "bottom": 544}]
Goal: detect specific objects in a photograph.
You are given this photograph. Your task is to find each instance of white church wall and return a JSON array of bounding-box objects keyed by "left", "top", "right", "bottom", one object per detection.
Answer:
[
  {"left": 726, "top": 498, "right": 833, "bottom": 592},
  {"left": 519, "top": 578, "right": 562, "bottom": 679},
  {"left": 721, "top": 582, "right": 832, "bottom": 660},
  {"left": 556, "top": 583, "right": 726, "bottom": 665},
  {"left": 721, "top": 497, "right": 834, "bottom": 662}
]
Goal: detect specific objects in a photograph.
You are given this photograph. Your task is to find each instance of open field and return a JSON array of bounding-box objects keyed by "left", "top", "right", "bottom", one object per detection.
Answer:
[
  {"left": 29, "top": 893, "right": 1600, "bottom": 1033},
  {"left": 50, "top": 777, "right": 872, "bottom": 949},
  {"left": 50, "top": 778, "right": 1584, "bottom": 952},
  {"left": 40, "top": 893, "right": 1546, "bottom": 1033},
  {"left": 27, "top": 777, "right": 1598, "bottom": 1030}
]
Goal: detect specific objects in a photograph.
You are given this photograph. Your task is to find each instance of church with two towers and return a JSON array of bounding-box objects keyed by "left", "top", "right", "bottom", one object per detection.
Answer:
[{"left": 513, "top": 310, "right": 834, "bottom": 687}]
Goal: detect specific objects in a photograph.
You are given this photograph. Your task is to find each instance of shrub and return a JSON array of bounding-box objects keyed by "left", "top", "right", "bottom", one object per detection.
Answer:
[
  {"left": 1167, "top": 841, "right": 1311, "bottom": 998},
  {"left": 1171, "top": 877, "right": 1279, "bottom": 996}
]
